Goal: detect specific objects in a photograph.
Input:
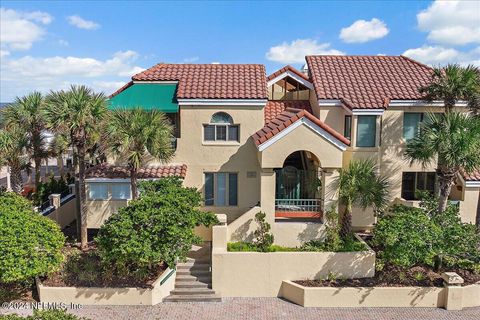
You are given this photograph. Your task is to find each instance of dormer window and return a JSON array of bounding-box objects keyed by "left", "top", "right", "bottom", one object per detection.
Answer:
[{"left": 204, "top": 112, "right": 239, "bottom": 142}]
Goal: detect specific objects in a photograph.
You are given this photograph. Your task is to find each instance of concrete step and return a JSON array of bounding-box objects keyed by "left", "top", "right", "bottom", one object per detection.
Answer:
[
  {"left": 185, "top": 257, "right": 210, "bottom": 263},
  {"left": 163, "top": 294, "right": 222, "bottom": 303},
  {"left": 176, "top": 270, "right": 211, "bottom": 276},
  {"left": 170, "top": 288, "right": 215, "bottom": 295},
  {"left": 176, "top": 274, "right": 212, "bottom": 283},
  {"left": 175, "top": 281, "right": 211, "bottom": 289},
  {"left": 177, "top": 263, "right": 210, "bottom": 271}
]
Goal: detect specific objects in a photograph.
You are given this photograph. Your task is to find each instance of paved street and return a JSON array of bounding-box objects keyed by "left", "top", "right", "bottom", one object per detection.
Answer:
[{"left": 2, "top": 298, "right": 479, "bottom": 320}]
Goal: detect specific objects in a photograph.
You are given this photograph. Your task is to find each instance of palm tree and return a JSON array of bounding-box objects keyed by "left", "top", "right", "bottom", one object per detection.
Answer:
[
  {"left": 44, "top": 85, "right": 107, "bottom": 248},
  {"left": 337, "top": 159, "right": 390, "bottom": 238},
  {"left": 0, "top": 126, "right": 29, "bottom": 193},
  {"left": 405, "top": 112, "right": 480, "bottom": 213},
  {"left": 106, "top": 108, "right": 174, "bottom": 199},
  {"left": 2, "top": 92, "right": 48, "bottom": 190},
  {"left": 420, "top": 64, "right": 479, "bottom": 113},
  {"left": 49, "top": 132, "right": 70, "bottom": 179}
]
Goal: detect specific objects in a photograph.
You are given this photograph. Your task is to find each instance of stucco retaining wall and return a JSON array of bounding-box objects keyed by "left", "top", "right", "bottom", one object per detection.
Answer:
[
  {"left": 212, "top": 233, "right": 375, "bottom": 297},
  {"left": 44, "top": 196, "right": 76, "bottom": 229},
  {"left": 280, "top": 280, "right": 480, "bottom": 310},
  {"left": 37, "top": 268, "right": 176, "bottom": 305}
]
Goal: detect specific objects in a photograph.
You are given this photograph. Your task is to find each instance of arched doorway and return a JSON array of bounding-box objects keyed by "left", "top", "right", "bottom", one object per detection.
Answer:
[{"left": 274, "top": 151, "right": 322, "bottom": 217}]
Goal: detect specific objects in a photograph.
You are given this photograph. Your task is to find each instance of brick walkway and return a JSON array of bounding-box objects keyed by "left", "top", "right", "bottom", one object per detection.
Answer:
[{"left": 2, "top": 298, "right": 479, "bottom": 320}]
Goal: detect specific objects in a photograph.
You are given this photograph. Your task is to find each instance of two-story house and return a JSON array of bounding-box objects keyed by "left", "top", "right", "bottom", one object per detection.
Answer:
[{"left": 83, "top": 56, "right": 480, "bottom": 247}]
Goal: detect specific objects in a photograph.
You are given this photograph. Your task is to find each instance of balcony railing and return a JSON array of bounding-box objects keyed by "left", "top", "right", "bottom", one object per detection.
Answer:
[{"left": 275, "top": 199, "right": 322, "bottom": 212}]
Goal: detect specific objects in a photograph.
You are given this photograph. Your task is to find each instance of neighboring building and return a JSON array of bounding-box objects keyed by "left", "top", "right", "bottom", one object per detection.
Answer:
[{"left": 85, "top": 56, "right": 480, "bottom": 246}]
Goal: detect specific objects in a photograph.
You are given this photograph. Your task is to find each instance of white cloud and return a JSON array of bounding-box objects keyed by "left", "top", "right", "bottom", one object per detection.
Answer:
[
  {"left": 0, "top": 50, "right": 10, "bottom": 58},
  {"left": 67, "top": 15, "right": 100, "bottom": 30},
  {"left": 339, "top": 18, "right": 389, "bottom": 43},
  {"left": 0, "top": 8, "right": 52, "bottom": 51},
  {"left": 183, "top": 56, "right": 199, "bottom": 63},
  {"left": 0, "top": 51, "right": 145, "bottom": 101},
  {"left": 417, "top": 0, "right": 480, "bottom": 45},
  {"left": 402, "top": 45, "right": 480, "bottom": 66},
  {"left": 57, "top": 39, "right": 69, "bottom": 47},
  {"left": 266, "top": 39, "right": 344, "bottom": 64}
]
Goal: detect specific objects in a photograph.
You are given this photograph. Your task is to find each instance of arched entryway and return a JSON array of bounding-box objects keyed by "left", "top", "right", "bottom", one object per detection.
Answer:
[{"left": 274, "top": 151, "right": 322, "bottom": 218}]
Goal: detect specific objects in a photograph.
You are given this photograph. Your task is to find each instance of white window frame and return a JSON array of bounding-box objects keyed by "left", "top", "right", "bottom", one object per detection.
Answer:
[
  {"left": 203, "top": 112, "right": 239, "bottom": 143},
  {"left": 111, "top": 183, "right": 132, "bottom": 200},
  {"left": 88, "top": 183, "right": 109, "bottom": 200},
  {"left": 204, "top": 172, "right": 238, "bottom": 207}
]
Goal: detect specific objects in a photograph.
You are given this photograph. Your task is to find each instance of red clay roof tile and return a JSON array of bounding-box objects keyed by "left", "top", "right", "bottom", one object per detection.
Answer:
[
  {"left": 462, "top": 169, "right": 480, "bottom": 182},
  {"left": 266, "top": 65, "right": 310, "bottom": 82},
  {"left": 85, "top": 163, "right": 187, "bottom": 179},
  {"left": 306, "top": 55, "right": 433, "bottom": 109},
  {"left": 252, "top": 107, "right": 350, "bottom": 147},
  {"left": 264, "top": 100, "right": 312, "bottom": 123},
  {"left": 132, "top": 63, "right": 267, "bottom": 100}
]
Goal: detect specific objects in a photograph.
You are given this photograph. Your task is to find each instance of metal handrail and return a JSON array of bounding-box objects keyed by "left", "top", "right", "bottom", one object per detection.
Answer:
[
  {"left": 160, "top": 268, "right": 176, "bottom": 285},
  {"left": 275, "top": 198, "right": 322, "bottom": 212}
]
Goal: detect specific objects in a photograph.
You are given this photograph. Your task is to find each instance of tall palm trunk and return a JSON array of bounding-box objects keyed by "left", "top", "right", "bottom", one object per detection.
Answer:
[
  {"left": 32, "top": 129, "right": 43, "bottom": 189},
  {"left": 130, "top": 167, "right": 138, "bottom": 200},
  {"left": 437, "top": 169, "right": 456, "bottom": 213},
  {"left": 9, "top": 162, "right": 23, "bottom": 194},
  {"left": 57, "top": 155, "right": 65, "bottom": 179},
  {"left": 73, "top": 151, "right": 82, "bottom": 239},
  {"left": 77, "top": 145, "right": 88, "bottom": 248},
  {"left": 340, "top": 200, "right": 353, "bottom": 238},
  {"left": 34, "top": 157, "right": 41, "bottom": 187}
]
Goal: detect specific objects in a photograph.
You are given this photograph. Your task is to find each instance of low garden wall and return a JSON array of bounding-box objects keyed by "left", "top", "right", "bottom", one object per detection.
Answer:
[
  {"left": 280, "top": 279, "right": 480, "bottom": 310},
  {"left": 44, "top": 194, "right": 76, "bottom": 229},
  {"left": 37, "top": 268, "right": 176, "bottom": 305},
  {"left": 212, "top": 226, "right": 375, "bottom": 297}
]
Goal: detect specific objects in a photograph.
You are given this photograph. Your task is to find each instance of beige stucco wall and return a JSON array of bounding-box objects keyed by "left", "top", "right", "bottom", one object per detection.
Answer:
[
  {"left": 45, "top": 197, "right": 76, "bottom": 229},
  {"left": 37, "top": 268, "right": 176, "bottom": 305},
  {"left": 86, "top": 198, "right": 128, "bottom": 229},
  {"left": 213, "top": 228, "right": 375, "bottom": 297},
  {"left": 459, "top": 187, "right": 480, "bottom": 224},
  {"left": 169, "top": 105, "right": 264, "bottom": 222}
]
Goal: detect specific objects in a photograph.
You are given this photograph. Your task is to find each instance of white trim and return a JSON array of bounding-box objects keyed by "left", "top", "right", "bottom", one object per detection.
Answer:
[
  {"left": 177, "top": 99, "right": 267, "bottom": 106},
  {"left": 388, "top": 100, "right": 468, "bottom": 107},
  {"left": 85, "top": 178, "right": 161, "bottom": 183},
  {"left": 317, "top": 99, "right": 342, "bottom": 106},
  {"left": 352, "top": 109, "right": 384, "bottom": 116},
  {"left": 132, "top": 80, "right": 179, "bottom": 84},
  {"left": 257, "top": 117, "right": 347, "bottom": 152},
  {"left": 267, "top": 70, "right": 314, "bottom": 90},
  {"left": 465, "top": 181, "right": 480, "bottom": 188}
]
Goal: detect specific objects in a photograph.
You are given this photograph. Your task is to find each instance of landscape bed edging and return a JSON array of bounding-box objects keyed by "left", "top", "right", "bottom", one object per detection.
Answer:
[
  {"left": 280, "top": 277, "right": 480, "bottom": 310},
  {"left": 36, "top": 268, "right": 176, "bottom": 306}
]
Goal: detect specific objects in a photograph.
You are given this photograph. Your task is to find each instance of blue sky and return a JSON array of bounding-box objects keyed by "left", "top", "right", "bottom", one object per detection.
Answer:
[{"left": 1, "top": 0, "right": 479, "bottom": 101}]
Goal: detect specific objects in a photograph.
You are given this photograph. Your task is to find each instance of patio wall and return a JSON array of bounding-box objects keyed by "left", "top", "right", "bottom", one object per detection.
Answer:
[{"left": 212, "top": 225, "right": 375, "bottom": 297}]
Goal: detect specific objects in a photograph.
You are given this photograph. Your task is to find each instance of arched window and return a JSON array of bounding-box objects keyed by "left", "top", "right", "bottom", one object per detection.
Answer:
[{"left": 204, "top": 112, "right": 239, "bottom": 142}]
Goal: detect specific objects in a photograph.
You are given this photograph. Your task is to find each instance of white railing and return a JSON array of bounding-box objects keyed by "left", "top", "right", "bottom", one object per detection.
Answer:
[{"left": 275, "top": 199, "right": 322, "bottom": 212}]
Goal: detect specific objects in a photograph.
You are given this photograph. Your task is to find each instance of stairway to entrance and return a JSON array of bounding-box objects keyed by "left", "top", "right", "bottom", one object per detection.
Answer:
[{"left": 163, "top": 242, "right": 221, "bottom": 302}]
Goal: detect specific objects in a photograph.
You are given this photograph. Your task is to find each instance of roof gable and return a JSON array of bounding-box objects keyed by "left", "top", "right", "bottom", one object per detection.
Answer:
[
  {"left": 267, "top": 65, "right": 313, "bottom": 90},
  {"left": 306, "top": 55, "right": 433, "bottom": 109}
]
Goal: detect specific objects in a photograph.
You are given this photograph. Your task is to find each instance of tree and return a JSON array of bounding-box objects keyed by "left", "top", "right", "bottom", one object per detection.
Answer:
[
  {"left": 420, "top": 64, "right": 480, "bottom": 113},
  {"left": 405, "top": 112, "right": 480, "bottom": 213},
  {"left": 0, "top": 191, "right": 65, "bottom": 283},
  {"left": 44, "top": 85, "right": 107, "bottom": 248},
  {"left": 337, "top": 159, "right": 389, "bottom": 238},
  {"left": 2, "top": 92, "right": 48, "bottom": 191},
  {"left": 0, "top": 126, "right": 28, "bottom": 193},
  {"left": 106, "top": 108, "right": 174, "bottom": 199},
  {"left": 96, "top": 178, "right": 218, "bottom": 275},
  {"left": 49, "top": 131, "right": 71, "bottom": 179}
]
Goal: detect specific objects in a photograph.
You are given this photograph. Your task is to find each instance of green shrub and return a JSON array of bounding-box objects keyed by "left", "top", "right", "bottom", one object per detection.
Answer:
[
  {"left": 227, "top": 242, "right": 296, "bottom": 252},
  {"left": 33, "top": 174, "right": 70, "bottom": 206},
  {"left": 323, "top": 208, "right": 342, "bottom": 251},
  {"left": 372, "top": 199, "right": 480, "bottom": 270},
  {"left": 96, "top": 178, "right": 218, "bottom": 275},
  {"left": 252, "top": 212, "right": 274, "bottom": 252},
  {"left": 300, "top": 235, "right": 367, "bottom": 252},
  {"left": 0, "top": 192, "right": 65, "bottom": 283},
  {"left": 1, "top": 309, "right": 89, "bottom": 320}
]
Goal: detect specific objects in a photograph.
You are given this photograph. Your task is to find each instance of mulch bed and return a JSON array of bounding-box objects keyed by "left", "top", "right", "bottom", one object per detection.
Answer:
[
  {"left": 41, "top": 243, "right": 167, "bottom": 289},
  {"left": 294, "top": 264, "right": 480, "bottom": 288}
]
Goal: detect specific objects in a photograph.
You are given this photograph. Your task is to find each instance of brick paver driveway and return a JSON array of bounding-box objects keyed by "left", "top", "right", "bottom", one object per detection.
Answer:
[{"left": 3, "top": 298, "right": 480, "bottom": 320}]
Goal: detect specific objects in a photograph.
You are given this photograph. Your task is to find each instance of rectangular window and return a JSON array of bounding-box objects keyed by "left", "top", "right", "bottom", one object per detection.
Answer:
[
  {"left": 88, "top": 183, "right": 108, "bottom": 200},
  {"left": 344, "top": 115, "right": 352, "bottom": 140},
  {"left": 205, "top": 173, "right": 214, "bottom": 206},
  {"left": 111, "top": 183, "right": 131, "bottom": 200},
  {"left": 403, "top": 113, "right": 424, "bottom": 141},
  {"left": 204, "top": 172, "right": 238, "bottom": 206},
  {"left": 401, "top": 172, "right": 436, "bottom": 200},
  {"left": 356, "top": 115, "right": 377, "bottom": 147},
  {"left": 203, "top": 124, "right": 239, "bottom": 142}
]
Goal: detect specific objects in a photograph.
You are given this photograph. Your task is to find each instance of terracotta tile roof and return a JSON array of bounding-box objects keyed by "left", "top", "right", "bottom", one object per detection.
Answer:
[
  {"left": 266, "top": 65, "right": 310, "bottom": 82},
  {"left": 252, "top": 107, "right": 350, "bottom": 147},
  {"left": 462, "top": 169, "right": 480, "bottom": 182},
  {"left": 306, "top": 55, "right": 433, "bottom": 109},
  {"left": 264, "top": 100, "right": 312, "bottom": 123},
  {"left": 85, "top": 163, "right": 187, "bottom": 179},
  {"left": 131, "top": 63, "right": 268, "bottom": 99}
]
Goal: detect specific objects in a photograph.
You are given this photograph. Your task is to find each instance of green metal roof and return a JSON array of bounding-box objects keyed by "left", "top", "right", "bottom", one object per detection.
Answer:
[{"left": 108, "top": 83, "right": 178, "bottom": 112}]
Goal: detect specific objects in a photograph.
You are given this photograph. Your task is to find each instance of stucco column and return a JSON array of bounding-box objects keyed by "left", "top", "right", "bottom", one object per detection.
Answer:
[
  {"left": 49, "top": 193, "right": 61, "bottom": 209},
  {"left": 6, "top": 167, "right": 12, "bottom": 191},
  {"left": 322, "top": 168, "right": 339, "bottom": 213},
  {"left": 351, "top": 115, "right": 358, "bottom": 147},
  {"left": 260, "top": 168, "right": 276, "bottom": 225},
  {"left": 442, "top": 272, "right": 464, "bottom": 310}
]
